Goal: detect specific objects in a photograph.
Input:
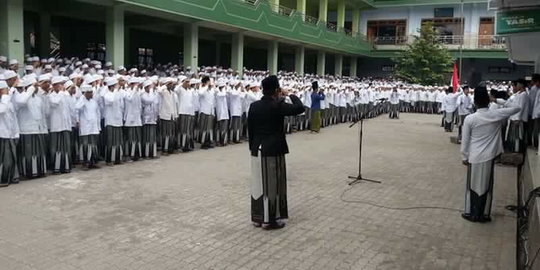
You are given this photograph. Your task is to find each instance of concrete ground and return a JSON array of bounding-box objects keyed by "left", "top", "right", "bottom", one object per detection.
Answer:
[{"left": 0, "top": 114, "right": 516, "bottom": 270}]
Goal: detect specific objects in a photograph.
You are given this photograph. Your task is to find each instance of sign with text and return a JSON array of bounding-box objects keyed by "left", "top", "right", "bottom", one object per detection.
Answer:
[{"left": 496, "top": 9, "right": 540, "bottom": 34}]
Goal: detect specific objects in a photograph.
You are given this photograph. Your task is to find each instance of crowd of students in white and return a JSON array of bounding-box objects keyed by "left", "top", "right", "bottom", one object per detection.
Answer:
[{"left": 1, "top": 55, "right": 537, "bottom": 188}]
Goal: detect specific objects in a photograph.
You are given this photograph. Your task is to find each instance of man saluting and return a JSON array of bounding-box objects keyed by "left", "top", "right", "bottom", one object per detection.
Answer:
[{"left": 248, "top": 75, "right": 305, "bottom": 230}]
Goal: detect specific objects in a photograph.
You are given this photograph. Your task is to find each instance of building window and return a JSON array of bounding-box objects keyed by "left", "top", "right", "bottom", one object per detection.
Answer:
[
  {"left": 488, "top": 66, "right": 511, "bottom": 74},
  {"left": 367, "top": 20, "right": 407, "bottom": 45},
  {"left": 434, "top": 8, "right": 454, "bottom": 18},
  {"left": 138, "top": 48, "right": 154, "bottom": 67},
  {"left": 422, "top": 18, "right": 464, "bottom": 44},
  {"left": 382, "top": 65, "right": 395, "bottom": 72}
]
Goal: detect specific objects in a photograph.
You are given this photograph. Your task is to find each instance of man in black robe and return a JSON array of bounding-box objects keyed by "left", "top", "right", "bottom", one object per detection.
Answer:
[{"left": 248, "top": 75, "right": 305, "bottom": 230}]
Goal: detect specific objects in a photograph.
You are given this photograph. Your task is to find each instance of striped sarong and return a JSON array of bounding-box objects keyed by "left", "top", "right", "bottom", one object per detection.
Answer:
[{"left": 251, "top": 153, "right": 288, "bottom": 224}]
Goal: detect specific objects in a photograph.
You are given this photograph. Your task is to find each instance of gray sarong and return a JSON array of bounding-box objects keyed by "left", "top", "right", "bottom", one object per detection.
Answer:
[
  {"left": 251, "top": 153, "right": 288, "bottom": 224},
  {"left": 142, "top": 124, "right": 157, "bottom": 158},
  {"left": 0, "top": 138, "right": 18, "bottom": 186},
  {"left": 18, "top": 133, "right": 47, "bottom": 179},
  {"left": 49, "top": 130, "right": 72, "bottom": 173}
]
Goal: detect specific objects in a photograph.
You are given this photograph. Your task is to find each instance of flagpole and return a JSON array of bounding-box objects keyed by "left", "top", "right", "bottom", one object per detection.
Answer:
[{"left": 459, "top": 0, "right": 464, "bottom": 84}]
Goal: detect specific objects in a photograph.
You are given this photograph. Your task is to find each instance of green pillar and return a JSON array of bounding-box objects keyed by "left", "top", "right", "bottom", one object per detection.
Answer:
[
  {"left": 318, "top": 0, "right": 328, "bottom": 22},
  {"left": 335, "top": 54, "right": 343, "bottom": 76},
  {"left": 183, "top": 23, "right": 199, "bottom": 69},
  {"left": 350, "top": 57, "right": 357, "bottom": 77},
  {"left": 106, "top": 5, "right": 125, "bottom": 68},
  {"left": 267, "top": 40, "right": 278, "bottom": 75},
  {"left": 0, "top": 0, "right": 24, "bottom": 66},
  {"left": 39, "top": 12, "right": 51, "bottom": 58},
  {"left": 317, "top": 51, "right": 325, "bottom": 76},
  {"left": 295, "top": 46, "right": 305, "bottom": 76},
  {"left": 352, "top": 8, "right": 360, "bottom": 35},
  {"left": 337, "top": 0, "right": 346, "bottom": 29},
  {"left": 231, "top": 33, "right": 244, "bottom": 76}
]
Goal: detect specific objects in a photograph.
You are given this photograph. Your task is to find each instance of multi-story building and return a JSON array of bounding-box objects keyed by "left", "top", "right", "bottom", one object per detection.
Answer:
[{"left": 0, "top": 0, "right": 535, "bottom": 81}]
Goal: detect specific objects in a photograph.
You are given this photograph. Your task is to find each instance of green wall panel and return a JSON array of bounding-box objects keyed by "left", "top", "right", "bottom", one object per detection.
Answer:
[{"left": 119, "top": 0, "right": 372, "bottom": 55}]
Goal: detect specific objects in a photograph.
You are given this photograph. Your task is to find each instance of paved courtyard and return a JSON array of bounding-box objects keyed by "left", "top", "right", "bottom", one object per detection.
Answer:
[{"left": 0, "top": 114, "right": 516, "bottom": 270}]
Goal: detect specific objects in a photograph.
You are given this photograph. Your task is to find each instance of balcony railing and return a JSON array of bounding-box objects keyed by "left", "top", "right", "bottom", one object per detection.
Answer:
[
  {"left": 240, "top": 0, "right": 369, "bottom": 43},
  {"left": 371, "top": 34, "right": 507, "bottom": 50}
]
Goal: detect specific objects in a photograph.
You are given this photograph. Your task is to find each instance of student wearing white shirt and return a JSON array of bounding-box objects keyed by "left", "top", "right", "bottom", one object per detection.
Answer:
[
  {"left": 103, "top": 77, "right": 125, "bottom": 164},
  {"left": 198, "top": 76, "right": 216, "bottom": 149},
  {"left": 14, "top": 78, "right": 48, "bottom": 179},
  {"left": 460, "top": 88, "right": 520, "bottom": 223},
  {"left": 64, "top": 80, "right": 80, "bottom": 165},
  {"left": 157, "top": 78, "right": 178, "bottom": 155},
  {"left": 443, "top": 87, "right": 462, "bottom": 132},
  {"left": 456, "top": 86, "right": 473, "bottom": 142},
  {"left": 140, "top": 80, "right": 159, "bottom": 158},
  {"left": 228, "top": 81, "right": 245, "bottom": 143},
  {"left": 76, "top": 85, "right": 101, "bottom": 169},
  {"left": 215, "top": 81, "right": 229, "bottom": 146},
  {"left": 175, "top": 78, "right": 196, "bottom": 152},
  {"left": 529, "top": 74, "right": 540, "bottom": 148},
  {"left": 123, "top": 79, "right": 143, "bottom": 161},
  {"left": 389, "top": 88, "right": 400, "bottom": 119},
  {"left": 505, "top": 79, "right": 529, "bottom": 153},
  {"left": 0, "top": 80, "right": 19, "bottom": 187},
  {"left": 48, "top": 76, "right": 72, "bottom": 174}
]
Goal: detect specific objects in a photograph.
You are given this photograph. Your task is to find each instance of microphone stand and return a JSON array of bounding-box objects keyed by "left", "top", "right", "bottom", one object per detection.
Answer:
[{"left": 347, "top": 101, "right": 383, "bottom": 186}]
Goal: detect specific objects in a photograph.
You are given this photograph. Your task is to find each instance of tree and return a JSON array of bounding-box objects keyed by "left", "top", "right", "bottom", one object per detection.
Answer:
[{"left": 394, "top": 22, "right": 454, "bottom": 85}]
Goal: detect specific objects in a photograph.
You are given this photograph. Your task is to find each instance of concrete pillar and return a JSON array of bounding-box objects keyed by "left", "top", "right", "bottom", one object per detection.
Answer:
[
  {"left": 269, "top": 0, "right": 280, "bottom": 12},
  {"left": 295, "top": 46, "right": 305, "bottom": 75},
  {"left": 350, "top": 57, "right": 357, "bottom": 77},
  {"left": 352, "top": 8, "right": 360, "bottom": 35},
  {"left": 39, "top": 13, "right": 51, "bottom": 58},
  {"left": 535, "top": 56, "right": 540, "bottom": 73},
  {"left": 231, "top": 33, "right": 244, "bottom": 76},
  {"left": 106, "top": 5, "right": 125, "bottom": 68},
  {"left": 183, "top": 23, "right": 199, "bottom": 70},
  {"left": 334, "top": 54, "right": 343, "bottom": 76},
  {"left": 267, "top": 40, "right": 278, "bottom": 75},
  {"left": 0, "top": 0, "right": 24, "bottom": 66},
  {"left": 337, "top": 0, "right": 346, "bottom": 29},
  {"left": 318, "top": 0, "right": 328, "bottom": 22},
  {"left": 297, "top": 0, "right": 306, "bottom": 20},
  {"left": 317, "top": 51, "right": 325, "bottom": 76}
]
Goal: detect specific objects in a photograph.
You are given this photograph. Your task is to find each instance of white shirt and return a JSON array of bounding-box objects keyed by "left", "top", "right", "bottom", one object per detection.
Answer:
[
  {"left": 460, "top": 100, "right": 520, "bottom": 163},
  {"left": 508, "top": 91, "right": 529, "bottom": 122},
  {"left": 443, "top": 91, "right": 462, "bottom": 112},
  {"left": 103, "top": 89, "right": 125, "bottom": 127},
  {"left": 75, "top": 96, "right": 101, "bottom": 136},
  {"left": 48, "top": 91, "right": 72, "bottom": 132},
  {"left": 123, "top": 88, "right": 142, "bottom": 127},
  {"left": 157, "top": 86, "right": 177, "bottom": 121},
  {"left": 141, "top": 91, "right": 159, "bottom": 125},
  {"left": 13, "top": 88, "right": 48, "bottom": 134},
  {"left": 228, "top": 88, "right": 244, "bottom": 117},
  {"left": 456, "top": 94, "right": 473, "bottom": 116},
  {"left": 530, "top": 85, "right": 540, "bottom": 119},
  {"left": 0, "top": 95, "right": 20, "bottom": 139},
  {"left": 198, "top": 86, "right": 215, "bottom": 115},
  {"left": 389, "top": 92, "right": 399, "bottom": 105},
  {"left": 528, "top": 85, "right": 538, "bottom": 118},
  {"left": 175, "top": 86, "right": 195, "bottom": 116},
  {"left": 215, "top": 89, "right": 229, "bottom": 121}
]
